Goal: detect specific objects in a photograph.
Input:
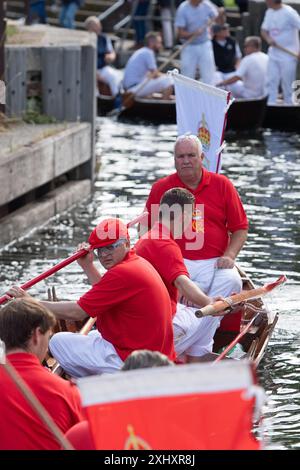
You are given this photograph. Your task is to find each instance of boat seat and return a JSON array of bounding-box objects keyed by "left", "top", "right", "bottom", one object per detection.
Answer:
[{"left": 97, "top": 80, "right": 112, "bottom": 97}]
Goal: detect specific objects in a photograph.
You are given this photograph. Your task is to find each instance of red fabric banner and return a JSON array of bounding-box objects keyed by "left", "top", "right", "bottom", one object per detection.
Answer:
[{"left": 78, "top": 361, "right": 262, "bottom": 450}]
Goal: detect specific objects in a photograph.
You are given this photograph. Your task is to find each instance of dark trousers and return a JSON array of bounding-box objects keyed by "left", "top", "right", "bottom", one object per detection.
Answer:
[
  {"left": 133, "top": 1, "right": 150, "bottom": 45},
  {"left": 29, "top": 1, "right": 47, "bottom": 24}
]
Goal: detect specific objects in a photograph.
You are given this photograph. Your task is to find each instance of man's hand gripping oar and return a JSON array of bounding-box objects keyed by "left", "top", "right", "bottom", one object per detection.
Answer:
[{"left": 195, "top": 275, "right": 287, "bottom": 318}]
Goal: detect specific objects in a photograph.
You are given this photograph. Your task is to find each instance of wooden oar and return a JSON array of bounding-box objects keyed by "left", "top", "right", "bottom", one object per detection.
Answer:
[
  {"left": 195, "top": 275, "right": 287, "bottom": 318},
  {"left": 110, "top": 21, "right": 214, "bottom": 117},
  {"left": 0, "top": 353, "right": 74, "bottom": 450},
  {"left": 273, "top": 43, "right": 299, "bottom": 60},
  {"left": 0, "top": 212, "right": 148, "bottom": 306}
]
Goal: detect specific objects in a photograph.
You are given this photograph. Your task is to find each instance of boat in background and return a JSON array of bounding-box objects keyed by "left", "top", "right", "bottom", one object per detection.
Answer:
[
  {"left": 263, "top": 104, "right": 300, "bottom": 131},
  {"left": 97, "top": 94, "right": 267, "bottom": 132},
  {"left": 226, "top": 97, "right": 267, "bottom": 131}
]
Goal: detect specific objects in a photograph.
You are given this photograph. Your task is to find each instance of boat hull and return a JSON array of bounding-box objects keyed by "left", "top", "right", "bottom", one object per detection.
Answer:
[
  {"left": 263, "top": 104, "right": 300, "bottom": 131},
  {"left": 98, "top": 95, "right": 267, "bottom": 131}
]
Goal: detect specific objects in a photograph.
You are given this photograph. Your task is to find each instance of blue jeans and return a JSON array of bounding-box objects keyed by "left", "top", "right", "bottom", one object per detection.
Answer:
[
  {"left": 29, "top": 1, "right": 47, "bottom": 24},
  {"left": 133, "top": 1, "right": 150, "bottom": 45},
  {"left": 59, "top": 3, "right": 79, "bottom": 29}
]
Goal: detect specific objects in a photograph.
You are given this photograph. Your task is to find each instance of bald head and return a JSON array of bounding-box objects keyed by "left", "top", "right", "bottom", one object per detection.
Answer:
[
  {"left": 85, "top": 16, "right": 102, "bottom": 35},
  {"left": 244, "top": 36, "right": 262, "bottom": 51}
]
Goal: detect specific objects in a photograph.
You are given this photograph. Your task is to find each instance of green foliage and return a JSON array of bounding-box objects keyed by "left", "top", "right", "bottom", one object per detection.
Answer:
[
  {"left": 23, "top": 97, "right": 56, "bottom": 124},
  {"left": 23, "top": 110, "right": 57, "bottom": 125},
  {"left": 224, "top": 0, "right": 236, "bottom": 6},
  {"left": 6, "top": 25, "right": 18, "bottom": 38}
]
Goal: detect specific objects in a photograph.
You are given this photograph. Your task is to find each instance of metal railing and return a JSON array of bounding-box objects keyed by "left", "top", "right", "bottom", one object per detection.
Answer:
[{"left": 98, "top": 0, "right": 125, "bottom": 22}]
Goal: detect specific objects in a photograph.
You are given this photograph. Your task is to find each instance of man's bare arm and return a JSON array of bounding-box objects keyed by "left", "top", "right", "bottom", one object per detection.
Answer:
[
  {"left": 40, "top": 300, "right": 88, "bottom": 321},
  {"left": 174, "top": 275, "right": 211, "bottom": 307},
  {"left": 217, "top": 229, "right": 248, "bottom": 268}
]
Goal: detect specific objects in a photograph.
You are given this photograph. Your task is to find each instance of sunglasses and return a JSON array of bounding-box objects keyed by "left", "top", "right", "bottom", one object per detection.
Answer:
[{"left": 95, "top": 239, "right": 127, "bottom": 257}]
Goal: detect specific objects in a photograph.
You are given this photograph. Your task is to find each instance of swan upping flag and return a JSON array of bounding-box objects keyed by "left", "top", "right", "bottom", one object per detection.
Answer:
[
  {"left": 77, "top": 361, "right": 262, "bottom": 450},
  {"left": 171, "top": 71, "right": 231, "bottom": 173}
]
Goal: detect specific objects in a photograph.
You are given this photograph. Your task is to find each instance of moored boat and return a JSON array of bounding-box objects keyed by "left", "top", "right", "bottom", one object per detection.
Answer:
[
  {"left": 97, "top": 94, "right": 267, "bottom": 131},
  {"left": 263, "top": 104, "right": 300, "bottom": 131}
]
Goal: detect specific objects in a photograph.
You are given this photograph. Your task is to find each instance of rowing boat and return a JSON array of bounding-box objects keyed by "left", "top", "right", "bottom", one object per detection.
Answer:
[
  {"left": 263, "top": 104, "right": 300, "bottom": 131},
  {"left": 97, "top": 94, "right": 267, "bottom": 131},
  {"left": 48, "top": 266, "right": 278, "bottom": 374},
  {"left": 212, "top": 266, "right": 278, "bottom": 367}
]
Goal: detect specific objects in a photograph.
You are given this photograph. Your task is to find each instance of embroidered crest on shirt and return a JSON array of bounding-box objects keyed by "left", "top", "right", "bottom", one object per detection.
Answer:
[{"left": 192, "top": 206, "right": 204, "bottom": 233}]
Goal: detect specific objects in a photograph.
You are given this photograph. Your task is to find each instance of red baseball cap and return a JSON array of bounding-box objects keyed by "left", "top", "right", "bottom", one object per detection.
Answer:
[{"left": 88, "top": 218, "right": 129, "bottom": 248}]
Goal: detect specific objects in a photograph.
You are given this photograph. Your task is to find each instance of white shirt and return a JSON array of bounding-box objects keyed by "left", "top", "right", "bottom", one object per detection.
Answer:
[
  {"left": 261, "top": 5, "right": 300, "bottom": 59},
  {"left": 236, "top": 51, "right": 269, "bottom": 98},
  {"left": 175, "top": 0, "right": 218, "bottom": 44},
  {"left": 123, "top": 47, "right": 157, "bottom": 89}
]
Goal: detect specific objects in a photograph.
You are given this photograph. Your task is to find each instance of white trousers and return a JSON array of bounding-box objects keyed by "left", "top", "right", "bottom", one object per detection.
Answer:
[
  {"left": 214, "top": 70, "right": 245, "bottom": 97},
  {"left": 49, "top": 329, "right": 123, "bottom": 378},
  {"left": 128, "top": 74, "right": 173, "bottom": 97},
  {"left": 181, "top": 42, "right": 216, "bottom": 85},
  {"left": 267, "top": 56, "right": 298, "bottom": 105},
  {"left": 97, "top": 66, "right": 123, "bottom": 97},
  {"left": 161, "top": 8, "right": 173, "bottom": 49},
  {"left": 173, "top": 303, "right": 221, "bottom": 357},
  {"left": 184, "top": 257, "right": 242, "bottom": 297}
]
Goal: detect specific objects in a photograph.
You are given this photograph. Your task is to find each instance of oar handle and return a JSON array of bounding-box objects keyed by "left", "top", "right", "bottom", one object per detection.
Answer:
[
  {"left": 274, "top": 43, "right": 299, "bottom": 60},
  {"left": 195, "top": 275, "right": 287, "bottom": 318}
]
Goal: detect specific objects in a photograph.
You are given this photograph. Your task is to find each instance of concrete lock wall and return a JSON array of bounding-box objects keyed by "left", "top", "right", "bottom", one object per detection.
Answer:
[
  {"left": 1, "top": 33, "right": 97, "bottom": 247},
  {"left": 0, "top": 123, "right": 91, "bottom": 207}
]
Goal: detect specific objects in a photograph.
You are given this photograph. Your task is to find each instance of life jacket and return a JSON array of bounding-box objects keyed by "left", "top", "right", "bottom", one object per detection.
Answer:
[{"left": 213, "top": 37, "right": 237, "bottom": 74}]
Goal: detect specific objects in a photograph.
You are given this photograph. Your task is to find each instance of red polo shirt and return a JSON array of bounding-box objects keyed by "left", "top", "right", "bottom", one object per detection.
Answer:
[
  {"left": 0, "top": 353, "right": 83, "bottom": 450},
  {"left": 77, "top": 250, "right": 175, "bottom": 361},
  {"left": 145, "top": 169, "right": 248, "bottom": 260},
  {"left": 135, "top": 222, "right": 189, "bottom": 316}
]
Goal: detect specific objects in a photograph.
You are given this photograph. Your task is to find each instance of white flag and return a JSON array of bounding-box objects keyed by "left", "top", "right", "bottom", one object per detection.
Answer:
[{"left": 171, "top": 72, "right": 231, "bottom": 173}]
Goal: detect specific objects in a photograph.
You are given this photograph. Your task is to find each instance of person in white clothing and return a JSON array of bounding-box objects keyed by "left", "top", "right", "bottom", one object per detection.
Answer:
[
  {"left": 175, "top": 0, "right": 219, "bottom": 84},
  {"left": 123, "top": 31, "right": 174, "bottom": 98},
  {"left": 261, "top": 0, "right": 300, "bottom": 105},
  {"left": 157, "top": 0, "right": 174, "bottom": 49},
  {"left": 217, "top": 36, "right": 269, "bottom": 99}
]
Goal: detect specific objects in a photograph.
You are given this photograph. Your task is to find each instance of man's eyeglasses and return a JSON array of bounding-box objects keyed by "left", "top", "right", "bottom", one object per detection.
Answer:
[{"left": 95, "top": 239, "right": 126, "bottom": 257}]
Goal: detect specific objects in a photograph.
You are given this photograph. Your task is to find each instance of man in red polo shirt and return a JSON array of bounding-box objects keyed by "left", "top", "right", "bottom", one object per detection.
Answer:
[
  {"left": 0, "top": 298, "right": 83, "bottom": 450},
  {"left": 8, "top": 218, "right": 175, "bottom": 377},
  {"left": 141, "top": 134, "right": 248, "bottom": 299},
  {"left": 136, "top": 187, "right": 223, "bottom": 360}
]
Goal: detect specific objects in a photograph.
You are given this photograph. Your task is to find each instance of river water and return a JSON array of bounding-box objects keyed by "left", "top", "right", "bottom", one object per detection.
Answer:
[{"left": 0, "top": 117, "right": 299, "bottom": 449}]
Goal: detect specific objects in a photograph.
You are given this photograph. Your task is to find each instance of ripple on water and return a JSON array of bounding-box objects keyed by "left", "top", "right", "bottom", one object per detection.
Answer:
[{"left": 0, "top": 119, "right": 299, "bottom": 449}]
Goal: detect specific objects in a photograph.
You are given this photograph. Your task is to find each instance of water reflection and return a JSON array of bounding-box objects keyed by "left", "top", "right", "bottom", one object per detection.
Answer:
[{"left": 0, "top": 118, "right": 299, "bottom": 448}]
